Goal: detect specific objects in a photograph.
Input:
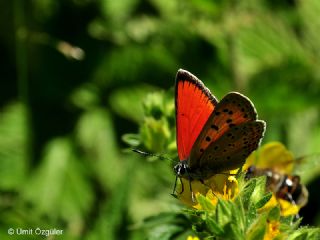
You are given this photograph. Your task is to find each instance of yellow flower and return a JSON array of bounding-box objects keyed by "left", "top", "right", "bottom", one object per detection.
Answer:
[
  {"left": 258, "top": 194, "right": 278, "bottom": 214},
  {"left": 278, "top": 198, "right": 300, "bottom": 216},
  {"left": 244, "top": 142, "right": 294, "bottom": 174},
  {"left": 187, "top": 236, "right": 200, "bottom": 240},
  {"left": 264, "top": 220, "right": 280, "bottom": 240},
  {"left": 245, "top": 141, "right": 307, "bottom": 217},
  {"left": 258, "top": 193, "right": 300, "bottom": 216},
  {"left": 177, "top": 173, "right": 239, "bottom": 209}
]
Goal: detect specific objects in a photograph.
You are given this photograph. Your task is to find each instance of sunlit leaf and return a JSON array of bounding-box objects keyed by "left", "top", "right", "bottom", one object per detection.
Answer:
[
  {"left": 0, "top": 102, "right": 28, "bottom": 189},
  {"left": 75, "top": 108, "right": 122, "bottom": 190},
  {"left": 22, "top": 138, "right": 93, "bottom": 227}
]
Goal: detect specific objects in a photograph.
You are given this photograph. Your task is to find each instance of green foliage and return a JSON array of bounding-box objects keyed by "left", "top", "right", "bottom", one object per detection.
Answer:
[
  {"left": 141, "top": 175, "right": 320, "bottom": 240},
  {"left": 0, "top": 103, "right": 28, "bottom": 190},
  {"left": 1, "top": 0, "right": 320, "bottom": 239},
  {"left": 123, "top": 90, "right": 176, "bottom": 156}
]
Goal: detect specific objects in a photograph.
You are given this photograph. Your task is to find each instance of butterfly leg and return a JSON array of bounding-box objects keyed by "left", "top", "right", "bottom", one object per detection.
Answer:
[
  {"left": 183, "top": 168, "right": 195, "bottom": 202},
  {"left": 179, "top": 177, "right": 184, "bottom": 194},
  {"left": 171, "top": 176, "right": 185, "bottom": 198},
  {"left": 189, "top": 178, "right": 195, "bottom": 202},
  {"left": 171, "top": 175, "right": 179, "bottom": 198}
]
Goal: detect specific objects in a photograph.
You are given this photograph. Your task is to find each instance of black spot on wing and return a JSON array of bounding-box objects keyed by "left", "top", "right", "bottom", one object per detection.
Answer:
[{"left": 211, "top": 124, "right": 219, "bottom": 130}]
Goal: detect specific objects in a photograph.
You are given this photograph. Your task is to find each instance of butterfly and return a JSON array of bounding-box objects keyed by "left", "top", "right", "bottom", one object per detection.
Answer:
[{"left": 173, "top": 69, "right": 266, "bottom": 199}]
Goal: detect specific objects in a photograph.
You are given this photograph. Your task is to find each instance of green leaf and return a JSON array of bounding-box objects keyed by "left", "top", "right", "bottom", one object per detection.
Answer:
[
  {"left": 224, "top": 222, "right": 245, "bottom": 240},
  {"left": 280, "top": 216, "right": 301, "bottom": 233},
  {"left": 141, "top": 212, "right": 186, "bottom": 228},
  {"left": 246, "top": 213, "right": 268, "bottom": 240},
  {"left": 139, "top": 212, "right": 191, "bottom": 240},
  {"left": 255, "top": 192, "right": 273, "bottom": 209},
  {"left": 75, "top": 108, "right": 122, "bottom": 190},
  {"left": 140, "top": 117, "right": 172, "bottom": 153},
  {"left": 0, "top": 102, "right": 28, "bottom": 189},
  {"left": 250, "top": 176, "right": 267, "bottom": 205},
  {"left": 238, "top": 178, "right": 256, "bottom": 210},
  {"left": 286, "top": 227, "right": 320, "bottom": 240},
  {"left": 69, "top": 83, "right": 100, "bottom": 110},
  {"left": 197, "top": 194, "right": 215, "bottom": 211},
  {"left": 268, "top": 206, "right": 281, "bottom": 222},
  {"left": 22, "top": 138, "right": 93, "bottom": 223},
  {"left": 246, "top": 203, "right": 257, "bottom": 230},
  {"left": 206, "top": 217, "right": 224, "bottom": 236},
  {"left": 280, "top": 215, "right": 296, "bottom": 227},
  {"left": 147, "top": 225, "right": 184, "bottom": 240},
  {"left": 122, "top": 133, "right": 141, "bottom": 147},
  {"left": 109, "top": 85, "right": 156, "bottom": 123},
  {"left": 238, "top": 14, "right": 306, "bottom": 79},
  {"left": 216, "top": 199, "right": 232, "bottom": 227},
  {"left": 234, "top": 197, "right": 246, "bottom": 232},
  {"left": 86, "top": 159, "right": 134, "bottom": 240}
]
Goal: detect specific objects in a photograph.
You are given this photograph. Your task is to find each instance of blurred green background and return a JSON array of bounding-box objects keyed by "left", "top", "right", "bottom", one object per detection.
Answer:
[{"left": 0, "top": 0, "right": 320, "bottom": 239}]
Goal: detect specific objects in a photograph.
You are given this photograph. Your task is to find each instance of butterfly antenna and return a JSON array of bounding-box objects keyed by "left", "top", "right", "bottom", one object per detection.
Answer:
[{"left": 132, "top": 149, "right": 173, "bottom": 162}]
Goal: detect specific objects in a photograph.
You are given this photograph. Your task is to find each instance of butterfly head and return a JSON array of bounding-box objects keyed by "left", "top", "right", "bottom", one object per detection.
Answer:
[{"left": 174, "top": 160, "right": 191, "bottom": 178}]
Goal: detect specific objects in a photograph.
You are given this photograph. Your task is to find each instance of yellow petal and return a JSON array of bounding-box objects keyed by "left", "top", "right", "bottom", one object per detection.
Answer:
[
  {"left": 258, "top": 194, "right": 278, "bottom": 214},
  {"left": 278, "top": 199, "right": 300, "bottom": 216},
  {"left": 177, "top": 173, "right": 239, "bottom": 208},
  {"left": 187, "top": 237, "right": 200, "bottom": 240},
  {"left": 251, "top": 142, "right": 294, "bottom": 174},
  {"left": 264, "top": 220, "right": 280, "bottom": 240}
]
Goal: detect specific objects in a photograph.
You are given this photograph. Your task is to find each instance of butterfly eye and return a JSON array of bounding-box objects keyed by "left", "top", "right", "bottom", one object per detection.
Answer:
[
  {"left": 174, "top": 162, "right": 188, "bottom": 176},
  {"left": 174, "top": 164, "right": 183, "bottom": 175}
]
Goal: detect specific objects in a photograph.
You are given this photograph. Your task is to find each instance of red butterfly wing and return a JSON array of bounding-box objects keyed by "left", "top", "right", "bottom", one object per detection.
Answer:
[{"left": 175, "top": 69, "right": 218, "bottom": 161}]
